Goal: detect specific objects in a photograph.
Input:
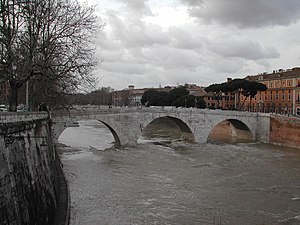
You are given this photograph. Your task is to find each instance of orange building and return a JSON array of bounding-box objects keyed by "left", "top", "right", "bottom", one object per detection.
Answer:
[
  {"left": 204, "top": 92, "right": 236, "bottom": 110},
  {"left": 242, "top": 68, "right": 300, "bottom": 115},
  {"left": 203, "top": 78, "right": 236, "bottom": 110}
]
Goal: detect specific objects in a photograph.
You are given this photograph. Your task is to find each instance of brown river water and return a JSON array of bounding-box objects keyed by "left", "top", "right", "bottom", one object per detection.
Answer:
[{"left": 58, "top": 119, "right": 300, "bottom": 225}]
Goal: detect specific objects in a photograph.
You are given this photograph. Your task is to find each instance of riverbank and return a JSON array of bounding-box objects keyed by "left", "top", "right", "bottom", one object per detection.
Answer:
[{"left": 51, "top": 143, "right": 71, "bottom": 225}]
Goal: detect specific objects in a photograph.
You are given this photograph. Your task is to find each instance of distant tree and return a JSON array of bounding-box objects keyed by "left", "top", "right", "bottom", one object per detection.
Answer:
[
  {"left": 169, "top": 86, "right": 189, "bottom": 105},
  {"left": 205, "top": 79, "right": 267, "bottom": 110},
  {"left": 63, "top": 87, "right": 113, "bottom": 106},
  {"left": 151, "top": 91, "right": 170, "bottom": 106},
  {"left": 141, "top": 86, "right": 206, "bottom": 108},
  {"left": 141, "top": 89, "right": 159, "bottom": 106},
  {"left": 172, "top": 95, "right": 206, "bottom": 108},
  {"left": 195, "top": 96, "right": 206, "bottom": 108}
]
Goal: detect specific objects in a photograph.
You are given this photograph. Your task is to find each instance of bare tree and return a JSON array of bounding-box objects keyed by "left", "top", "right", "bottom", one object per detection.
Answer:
[{"left": 0, "top": 0, "right": 100, "bottom": 111}]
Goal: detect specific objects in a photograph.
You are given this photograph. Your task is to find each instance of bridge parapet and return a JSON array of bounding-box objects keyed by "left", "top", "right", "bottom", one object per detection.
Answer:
[
  {"left": 0, "top": 112, "right": 48, "bottom": 123},
  {"left": 52, "top": 106, "right": 267, "bottom": 117}
]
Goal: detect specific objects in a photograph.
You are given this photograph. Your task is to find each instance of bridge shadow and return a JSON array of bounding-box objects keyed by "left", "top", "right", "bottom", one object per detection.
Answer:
[
  {"left": 207, "top": 119, "right": 253, "bottom": 144},
  {"left": 138, "top": 116, "right": 195, "bottom": 145}
]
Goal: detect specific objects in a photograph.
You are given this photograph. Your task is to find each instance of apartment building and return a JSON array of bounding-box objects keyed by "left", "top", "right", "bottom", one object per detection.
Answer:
[
  {"left": 203, "top": 78, "right": 236, "bottom": 110},
  {"left": 204, "top": 92, "right": 236, "bottom": 110},
  {"left": 243, "top": 68, "right": 300, "bottom": 115}
]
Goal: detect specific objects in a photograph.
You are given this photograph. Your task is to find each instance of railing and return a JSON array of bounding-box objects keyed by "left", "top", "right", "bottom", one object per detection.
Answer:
[
  {"left": 0, "top": 111, "right": 49, "bottom": 123},
  {"left": 51, "top": 106, "right": 266, "bottom": 118}
]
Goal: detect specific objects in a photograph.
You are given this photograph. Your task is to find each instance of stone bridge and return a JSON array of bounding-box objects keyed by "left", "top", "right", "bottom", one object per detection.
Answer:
[{"left": 51, "top": 107, "right": 271, "bottom": 146}]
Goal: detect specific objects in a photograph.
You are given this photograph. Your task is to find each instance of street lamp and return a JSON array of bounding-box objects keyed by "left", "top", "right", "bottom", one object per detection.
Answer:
[{"left": 195, "top": 98, "right": 197, "bottom": 108}]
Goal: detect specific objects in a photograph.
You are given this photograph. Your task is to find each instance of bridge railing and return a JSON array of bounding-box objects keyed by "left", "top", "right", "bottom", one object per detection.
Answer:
[
  {"left": 0, "top": 112, "right": 49, "bottom": 123},
  {"left": 50, "top": 106, "right": 270, "bottom": 118}
]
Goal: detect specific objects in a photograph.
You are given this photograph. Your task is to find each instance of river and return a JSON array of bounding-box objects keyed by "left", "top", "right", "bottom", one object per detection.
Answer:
[{"left": 58, "top": 120, "right": 300, "bottom": 225}]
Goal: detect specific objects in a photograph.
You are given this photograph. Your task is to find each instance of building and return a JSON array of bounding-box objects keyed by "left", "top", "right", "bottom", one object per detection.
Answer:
[
  {"left": 243, "top": 68, "right": 300, "bottom": 115},
  {"left": 203, "top": 78, "right": 236, "bottom": 110}
]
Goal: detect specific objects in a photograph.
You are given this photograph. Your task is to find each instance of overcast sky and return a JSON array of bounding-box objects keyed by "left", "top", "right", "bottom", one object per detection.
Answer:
[{"left": 86, "top": 0, "right": 300, "bottom": 90}]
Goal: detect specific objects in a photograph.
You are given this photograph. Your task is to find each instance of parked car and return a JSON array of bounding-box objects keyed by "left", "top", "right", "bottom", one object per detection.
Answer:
[{"left": 0, "top": 105, "right": 8, "bottom": 112}]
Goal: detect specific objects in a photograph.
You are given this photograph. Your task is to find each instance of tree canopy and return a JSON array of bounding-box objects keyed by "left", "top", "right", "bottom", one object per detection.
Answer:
[
  {"left": 0, "top": 0, "right": 100, "bottom": 111},
  {"left": 204, "top": 79, "right": 267, "bottom": 110},
  {"left": 140, "top": 87, "right": 206, "bottom": 108}
]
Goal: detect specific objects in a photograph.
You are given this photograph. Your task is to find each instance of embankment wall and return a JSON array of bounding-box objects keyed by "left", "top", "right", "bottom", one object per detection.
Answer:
[
  {"left": 270, "top": 115, "right": 300, "bottom": 149},
  {"left": 0, "top": 114, "right": 68, "bottom": 225}
]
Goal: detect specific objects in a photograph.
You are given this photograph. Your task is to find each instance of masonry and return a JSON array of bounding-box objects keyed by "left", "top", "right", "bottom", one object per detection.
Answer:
[
  {"left": 52, "top": 107, "right": 271, "bottom": 146},
  {"left": 0, "top": 112, "right": 68, "bottom": 225},
  {"left": 270, "top": 114, "right": 300, "bottom": 149}
]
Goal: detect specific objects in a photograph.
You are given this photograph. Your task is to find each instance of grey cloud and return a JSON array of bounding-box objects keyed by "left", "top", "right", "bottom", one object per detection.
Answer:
[
  {"left": 101, "top": 61, "right": 147, "bottom": 75},
  {"left": 168, "top": 27, "right": 203, "bottom": 50},
  {"left": 106, "top": 10, "right": 170, "bottom": 48},
  {"left": 119, "top": 0, "right": 153, "bottom": 17},
  {"left": 181, "top": 0, "right": 300, "bottom": 28},
  {"left": 143, "top": 46, "right": 204, "bottom": 70},
  {"left": 208, "top": 39, "right": 280, "bottom": 60}
]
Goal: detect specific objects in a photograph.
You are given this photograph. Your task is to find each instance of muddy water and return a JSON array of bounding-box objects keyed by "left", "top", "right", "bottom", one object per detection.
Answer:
[{"left": 58, "top": 120, "right": 300, "bottom": 225}]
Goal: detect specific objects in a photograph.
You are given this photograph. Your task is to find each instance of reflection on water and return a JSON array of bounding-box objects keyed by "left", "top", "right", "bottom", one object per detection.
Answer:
[{"left": 58, "top": 120, "right": 300, "bottom": 225}]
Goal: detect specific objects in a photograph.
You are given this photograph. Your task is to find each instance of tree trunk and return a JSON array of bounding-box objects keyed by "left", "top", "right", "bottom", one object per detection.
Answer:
[{"left": 8, "top": 81, "right": 18, "bottom": 112}]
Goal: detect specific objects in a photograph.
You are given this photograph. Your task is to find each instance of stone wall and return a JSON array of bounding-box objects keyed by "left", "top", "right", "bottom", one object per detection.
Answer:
[
  {"left": 0, "top": 117, "right": 59, "bottom": 225},
  {"left": 270, "top": 115, "right": 300, "bottom": 149}
]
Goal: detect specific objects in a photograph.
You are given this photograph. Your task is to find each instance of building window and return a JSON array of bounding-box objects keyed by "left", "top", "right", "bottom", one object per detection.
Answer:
[
  {"left": 282, "top": 92, "right": 285, "bottom": 100},
  {"left": 270, "top": 82, "right": 273, "bottom": 88},
  {"left": 297, "top": 108, "right": 300, "bottom": 116},
  {"left": 270, "top": 92, "right": 273, "bottom": 101},
  {"left": 275, "top": 91, "right": 279, "bottom": 100},
  {"left": 288, "top": 91, "right": 291, "bottom": 101}
]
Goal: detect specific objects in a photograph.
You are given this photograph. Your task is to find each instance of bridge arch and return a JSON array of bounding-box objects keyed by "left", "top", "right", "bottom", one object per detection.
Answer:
[
  {"left": 139, "top": 116, "right": 195, "bottom": 142},
  {"left": 97, "top": 120, "right": 121, "bottom": 146},
  {"left": 207, "top": 119, "right": 253, "bottom": 144}
]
